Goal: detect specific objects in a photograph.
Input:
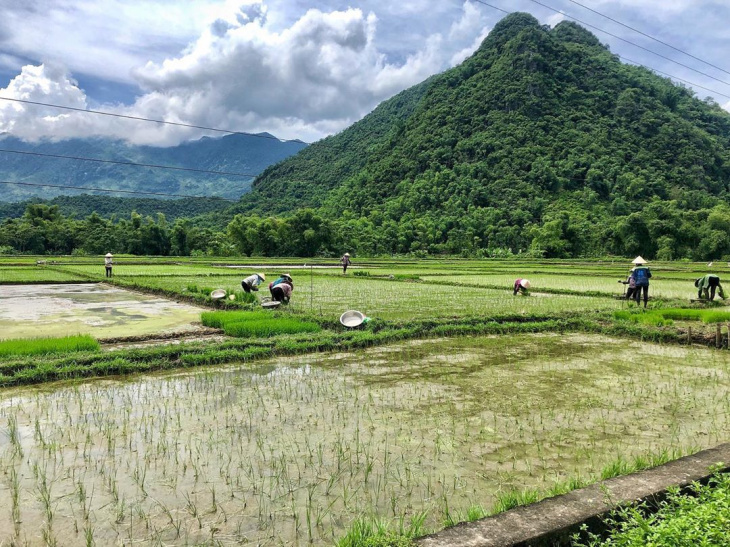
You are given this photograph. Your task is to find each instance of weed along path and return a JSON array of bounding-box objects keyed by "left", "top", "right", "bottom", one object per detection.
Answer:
[
  {"left": 2, "top": 333, "right": 730, "bottom": 545},
  {"left": 0, "top": 283, "right": 206, "bottom": 340}
]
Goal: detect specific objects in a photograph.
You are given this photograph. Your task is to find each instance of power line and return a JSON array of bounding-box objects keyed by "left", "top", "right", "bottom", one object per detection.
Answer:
[
  {"left": 470, "top": 0, "right": 510, "bottom": 15},
  {"left": 472, "top": 0, "right": 730, "bottom": 99},
  {"left": 522, "top": 0, "right": 730, "bottom": 88},
  {"left": 565, "top": 0, "right": 730, "bottom": 77},
  {"left": 0, "top": 180, "right": 236, "bottom": 200},
  {"left": 619, "top": 55, "right": 730, "bottom": 100},
  {"left": 0, "top": 96, "right": 311, "bottom": 145},
  {"left": 0, "top": 148, "right": 259, "bottom": 178}
]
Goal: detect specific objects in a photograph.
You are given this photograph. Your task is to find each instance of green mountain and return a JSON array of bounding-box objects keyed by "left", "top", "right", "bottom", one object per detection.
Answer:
[
  {"left": 0, "top": 132, "right": 307, "bottom": 202},
  {"left": 234, "top": 13, "right": 730, "bottom": 259}
]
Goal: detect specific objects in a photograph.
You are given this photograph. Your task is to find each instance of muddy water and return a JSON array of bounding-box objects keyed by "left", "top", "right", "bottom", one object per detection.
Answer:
[
  {"left": 1, "top": 334, "right": 730, "bottom": 545},
  {"left": 0, "top": 284, "right": 205, "bottom": 339}
]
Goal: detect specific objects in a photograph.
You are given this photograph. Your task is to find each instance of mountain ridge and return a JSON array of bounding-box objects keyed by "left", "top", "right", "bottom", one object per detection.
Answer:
[{"left": 0, "top": 131, "right": 307, "bottom": 202}]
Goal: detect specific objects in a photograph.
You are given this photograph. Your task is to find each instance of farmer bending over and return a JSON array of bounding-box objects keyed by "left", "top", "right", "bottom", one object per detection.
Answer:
[
  {"left": 269, "top": 273, "right": 294, "bottom": 304},
  {"left": 513, "top": 278, "right": 530, "bottom": 296},
  {"left": 695, "top": 274, "right": 726, "bottom": 301},
  {"left": 241, "top": 273, "right": 266, "bottom": 293}
]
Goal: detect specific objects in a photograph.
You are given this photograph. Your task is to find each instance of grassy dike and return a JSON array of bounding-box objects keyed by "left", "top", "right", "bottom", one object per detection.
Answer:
[
  {"left": 0, "top": 309, "right": 720, "bottom": 388},
  {"left": 0, "top": 313, "right": 592, "bottom": 387}
]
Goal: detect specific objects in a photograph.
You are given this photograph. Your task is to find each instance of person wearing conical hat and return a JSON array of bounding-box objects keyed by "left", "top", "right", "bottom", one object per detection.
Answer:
[
  {"left": 104, "top": 253, "right": 113, "bottom": 278},
  {"left": 241, "top": 272, "right": 266, "bottom": 293},
  {"left": 629, "top": 256, "right": 651, "bottom": 307},
  {"left": 512, "top": 278, "right": 531, "bottom": 296},
  {"left": 269, "top": 273, "right": 293, "bottom": 304},
  {"left": 340, "top": 252, "right": 352, "bottom": 274}
]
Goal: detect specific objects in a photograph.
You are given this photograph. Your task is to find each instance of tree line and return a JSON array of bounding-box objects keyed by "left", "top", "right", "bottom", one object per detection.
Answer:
[{"left": 3, "top": 202, "right": 730, "bottom": 260}]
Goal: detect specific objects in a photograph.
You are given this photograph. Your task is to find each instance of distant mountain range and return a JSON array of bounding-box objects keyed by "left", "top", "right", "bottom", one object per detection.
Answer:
[{"left": 0, "top": 132, "right": 307, "bottom": 202}]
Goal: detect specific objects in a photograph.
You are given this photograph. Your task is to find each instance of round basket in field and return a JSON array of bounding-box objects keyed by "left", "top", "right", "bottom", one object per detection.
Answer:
[
  {"left": 340, "top": 310, "right": 365, "bottom": 328},
  {"left": 210, "top": 289, "right": 227, "bottom": 300}
]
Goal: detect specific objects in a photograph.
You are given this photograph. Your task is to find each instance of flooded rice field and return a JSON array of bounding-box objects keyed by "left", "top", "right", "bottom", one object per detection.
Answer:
[
  {"left": 0, "top": 284, "right": 205, "bottom": 340},
  {"left": 1, "top": 333, "right": 729, "bottom": 545}
]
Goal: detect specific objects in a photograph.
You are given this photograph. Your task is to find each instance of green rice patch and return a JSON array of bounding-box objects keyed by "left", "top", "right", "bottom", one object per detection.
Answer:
[
  {"left": 201, "top": 310, "right": 275, "bottom": 329},
  {"left": 0, "top": 335, "right": 100, "bottom": 357},
  {"left": 201, "top": 310, "right": 321, "bottom": 337},
  {"left": 614, "top": 308, "right": 730, "bottom": 326},
  {"left": 223, "top": 318, "right": 321, "bottom": 338}
]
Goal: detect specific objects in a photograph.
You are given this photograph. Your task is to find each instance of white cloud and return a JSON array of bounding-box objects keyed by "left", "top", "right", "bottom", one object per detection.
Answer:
[
  {"left": 0, "top": 1, "right": 490, "bottom": 144},
  {"left": 546, "top": 13, "right": 566, "bottom": 27}
]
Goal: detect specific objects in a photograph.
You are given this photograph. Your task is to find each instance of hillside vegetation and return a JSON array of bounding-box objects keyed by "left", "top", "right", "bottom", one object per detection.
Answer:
[{"left": 231, "top": 13, "right": 730, "bottom": 260}]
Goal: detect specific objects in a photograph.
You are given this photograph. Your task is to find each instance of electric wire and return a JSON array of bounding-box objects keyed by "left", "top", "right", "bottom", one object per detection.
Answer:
[
  {"left": 522, "top": 0, "right": 730, "bottom": 87},
  {"left": 565, "top": 0, "right": 730, "bottom": 77},
  {"left": 618, "top": 55, "right": 730, "bottom": 100},
  {"left": 0, "top": 180, "right": 235, "bottom": 200},
  {"left": 0, "top": 148, "right": 259, "bottom": 178},
  {"left": 471, "top": 0, "right": 730, "bottom": 100},
  {"left": 0, "top": 96, "right": 311, "bottom": 145}
]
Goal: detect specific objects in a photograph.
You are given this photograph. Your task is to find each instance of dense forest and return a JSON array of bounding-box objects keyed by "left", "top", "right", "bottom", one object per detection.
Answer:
[{"left": 4, "top": 13, "right": 730, "bottom": 259}]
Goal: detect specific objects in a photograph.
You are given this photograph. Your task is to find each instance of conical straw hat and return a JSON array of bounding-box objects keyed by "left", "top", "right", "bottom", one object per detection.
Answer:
[{"left": 632, "top": 256, "right": 647, "bottom": 265}]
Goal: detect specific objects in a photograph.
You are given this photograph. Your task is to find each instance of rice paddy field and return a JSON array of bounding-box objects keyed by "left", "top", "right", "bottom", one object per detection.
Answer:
[
  {"left": 1, "top": 334, "right": 729, "bottom": 545},
  {"left": 1, "top": 256, "right": 730, "bottom": 545}
]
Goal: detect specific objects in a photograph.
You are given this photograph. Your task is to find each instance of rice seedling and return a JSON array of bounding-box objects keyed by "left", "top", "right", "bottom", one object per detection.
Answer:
[
  {"left": 0, "top": 335, "right": 99, "bottom": 356},
  {"left": 0, "top": 333, "right": 727, "bottom": 545},
  {"left": 614, "top": 308, "right": 730, "bottom": 325}
]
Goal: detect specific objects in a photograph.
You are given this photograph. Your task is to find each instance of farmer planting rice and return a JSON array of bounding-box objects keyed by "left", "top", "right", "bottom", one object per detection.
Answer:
[
  {"left": 241, "top": 272, "right": 266, "bottom": 293},
  {"left": 695, "top": 274, "right": 726, "bottom": 301},
  {"left": 629, "top": 256, "right": 652, "bottom": 308},
  {"left": 270, "top": 273, "right": 294, "bottom": 304},
  {"left": 513, "top": 278, "right": 531, "bottom": 296}
]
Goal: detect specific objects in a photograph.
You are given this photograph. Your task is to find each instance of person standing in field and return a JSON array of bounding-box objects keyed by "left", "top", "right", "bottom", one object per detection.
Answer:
[
  {"left": 695, "top": 274, "right": 726, "bottom": 301},
  {"left": 513, "top": 278, "right": 530, "bottom": 296},
  {"left": 269, "top": 273, "right": 293, "bottom": 303},
  {"left": 241, "top": 273, "right": 266, "bottom": 293},
  {"left": 619, "top": 268, "right": 636, "bottom": 300},
  {"left": 340, "top": 253, "right": 351, "bottom": 274},
  {"left": 629, "top": 256, "right": 651, "bottom": 307},
  {"left": 104, "top": 253, "right": 113, "bottom": 278}
]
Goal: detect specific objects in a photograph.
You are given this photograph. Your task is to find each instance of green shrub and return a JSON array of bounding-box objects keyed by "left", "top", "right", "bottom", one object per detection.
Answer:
[
  {"left": 576, "top": 473, "right": 730, "bottom": 546},
  {"left": 0, "top": 335, "right": 100, "bottom": 357}
]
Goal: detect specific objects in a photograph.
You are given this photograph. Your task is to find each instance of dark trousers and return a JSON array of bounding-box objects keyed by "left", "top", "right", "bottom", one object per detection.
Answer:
[
  {"left": 105, "top": 266, "right": 112, "bottom": 278},
  {"left": 634, "top": 284, "right": 648, "bottom": 307},
  {"left": 625, "top": 287, "right": 635, "bottom": 299},
  {"left": 699, "top": 278, "right": 720, "bottom": 300},
  {"left": 271, "top": 286, "right": 285, "bottom": 302}
]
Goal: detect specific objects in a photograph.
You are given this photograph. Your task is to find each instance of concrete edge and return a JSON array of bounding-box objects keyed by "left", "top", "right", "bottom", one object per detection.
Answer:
[{"left": 417, "top": 443, "right": 730, "bottom": 547}]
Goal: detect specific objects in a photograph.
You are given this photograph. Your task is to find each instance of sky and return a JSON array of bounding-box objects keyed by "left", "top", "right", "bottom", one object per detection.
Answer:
[{"left": 1, "top": 0, "right": 730, "bottom": 146}]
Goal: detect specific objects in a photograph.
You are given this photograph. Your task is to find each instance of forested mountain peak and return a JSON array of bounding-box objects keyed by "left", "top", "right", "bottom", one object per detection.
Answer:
[{"left": 212, "top": 13, "right": 730, "bottom": 259}]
